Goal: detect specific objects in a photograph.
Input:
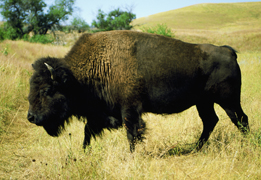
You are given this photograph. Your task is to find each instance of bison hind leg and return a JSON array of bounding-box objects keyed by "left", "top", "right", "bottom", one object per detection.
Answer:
[
  {"left": 220, "top": 102, "right": 249, "bottom": 134},
  {"left": 196, "top": 102, "right": 219, "bottom": 150}
]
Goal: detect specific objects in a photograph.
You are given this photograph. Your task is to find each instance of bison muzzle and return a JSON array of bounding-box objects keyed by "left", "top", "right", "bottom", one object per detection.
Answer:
[{"left": 27, "top": 30, "right": 249, "bottom": 152}]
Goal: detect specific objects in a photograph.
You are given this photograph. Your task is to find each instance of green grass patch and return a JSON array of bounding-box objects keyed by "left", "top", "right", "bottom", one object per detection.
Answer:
[{"left": 140, "top": 24, "right": 174, "bottom": 37}]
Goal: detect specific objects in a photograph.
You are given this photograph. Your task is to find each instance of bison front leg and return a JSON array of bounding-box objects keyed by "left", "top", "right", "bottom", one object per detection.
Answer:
[
  {"left": 83, "top": 122, "right": 104, "bottom": 151},
  {"left": 121, "top": 106, "right": 146, "bottom": 152},
  {"left": 83, "top": 114, "right": 122, "bottom": 151},
  {"left": 83, "top": 124, "right": 92, "bottom": 150}
]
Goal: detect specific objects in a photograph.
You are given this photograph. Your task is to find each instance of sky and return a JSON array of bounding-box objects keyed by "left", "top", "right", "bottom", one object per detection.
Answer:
[{"left": 73, "top": 0, "right": 260, "bottom": 25}]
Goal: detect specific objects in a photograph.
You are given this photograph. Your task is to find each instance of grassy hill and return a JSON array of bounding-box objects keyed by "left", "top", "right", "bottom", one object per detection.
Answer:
[
  {"left": 132, "top": 2, "right": 261, "bottom": 31},
  {"left": 133, "top": 2, "right": 261, "bottom": 53}
]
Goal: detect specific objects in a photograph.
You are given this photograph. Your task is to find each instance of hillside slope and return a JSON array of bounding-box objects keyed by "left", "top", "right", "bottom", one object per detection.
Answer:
[{"left": 132, "top": 2, "right": 261, "bottom": 31}]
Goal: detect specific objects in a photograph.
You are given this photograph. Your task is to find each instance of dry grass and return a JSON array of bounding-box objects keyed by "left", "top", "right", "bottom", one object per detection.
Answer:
[
  {"left": 0, "top": 40, "right": 69, "bottom": 135},
  {"left": 0, "top": 40, "right": 70, "bottom": 178},
  {"left": 0, "top": 4, "right": 261, "bottom": 178}
]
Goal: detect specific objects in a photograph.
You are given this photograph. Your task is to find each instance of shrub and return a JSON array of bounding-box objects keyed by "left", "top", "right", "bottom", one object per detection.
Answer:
[
  {"left": 22, "top": 34, "right": 30, "bottom": 41},
  {"left": 141, "top": 24, "right": 174, "bottom": 38},
  {"left": 0, "top": 25, "right": 20, "bottom": 40},
  {"left": 0, "top": 24, "right": 54, "bottom": 44},
  {"left": 28, "top": 34, "right": 54, "bottom": 44}
]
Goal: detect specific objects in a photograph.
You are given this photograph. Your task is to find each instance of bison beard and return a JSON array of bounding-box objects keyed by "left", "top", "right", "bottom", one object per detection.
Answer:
[
  {"left": 27, "top": 30, "right": 249, "bottom": 153},
  {"left": 42, "top": 97, "right": 70, "bottom": 137}
]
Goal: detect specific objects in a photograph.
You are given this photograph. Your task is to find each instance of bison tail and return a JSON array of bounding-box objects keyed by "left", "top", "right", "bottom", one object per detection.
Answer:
[{"left": 222, "top": 45, "right": 238, "bottom": 59}]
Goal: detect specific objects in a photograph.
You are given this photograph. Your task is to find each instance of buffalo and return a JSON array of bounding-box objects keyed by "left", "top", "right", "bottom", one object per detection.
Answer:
[{"left": 27, "top": 30, "right": 249, "bottom": 152}]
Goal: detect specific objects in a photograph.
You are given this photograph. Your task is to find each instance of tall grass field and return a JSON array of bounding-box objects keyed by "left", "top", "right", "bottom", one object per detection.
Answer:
[{"left": 1, "top": 2, "right": 261, "bottom": 179}]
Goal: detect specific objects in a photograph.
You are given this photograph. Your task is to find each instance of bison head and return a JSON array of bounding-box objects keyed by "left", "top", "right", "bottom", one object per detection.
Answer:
[{"left": 27, "top": 57, "right": 76, "bottom": 136}]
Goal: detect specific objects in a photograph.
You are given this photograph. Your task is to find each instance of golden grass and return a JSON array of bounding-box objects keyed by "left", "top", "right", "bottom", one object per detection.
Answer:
[{"left": 0, "top": 9, "right": 261, "bottom": 178}]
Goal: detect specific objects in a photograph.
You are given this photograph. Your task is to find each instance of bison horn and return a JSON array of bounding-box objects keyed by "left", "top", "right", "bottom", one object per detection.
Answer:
[{"left": 44, "top": 63, "right": 55, "bottom": 80}]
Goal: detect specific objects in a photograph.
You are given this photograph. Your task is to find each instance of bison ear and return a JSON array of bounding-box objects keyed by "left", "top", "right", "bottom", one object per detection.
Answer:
[{"left": 44, "top": 63, "right": 56, "bottom": 80}]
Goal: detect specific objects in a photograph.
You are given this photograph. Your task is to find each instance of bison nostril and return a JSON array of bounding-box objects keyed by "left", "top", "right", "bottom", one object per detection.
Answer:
[{"left": 27, "top": 112, "right": 35, "bottom": 123}]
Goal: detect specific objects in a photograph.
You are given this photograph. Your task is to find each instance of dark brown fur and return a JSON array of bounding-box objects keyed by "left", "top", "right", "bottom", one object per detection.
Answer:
[{"left": 27, "top": 30, "right": 249, "bottom": 152}]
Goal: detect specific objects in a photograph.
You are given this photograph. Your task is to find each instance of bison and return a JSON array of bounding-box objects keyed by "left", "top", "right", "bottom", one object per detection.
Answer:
[{"left": 27, "top": 30, "right": 249, "bottom": 152}]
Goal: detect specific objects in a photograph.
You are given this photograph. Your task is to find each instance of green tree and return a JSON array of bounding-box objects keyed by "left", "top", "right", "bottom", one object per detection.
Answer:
[
  {"left": 92, "top": 8, "right": 136, "bottom": 31},
  {"left": 0, "top": 0, "right": 75, "bottom": 38},
  {"left": 0, "top": 0, "right": 27, "bottom": 39},
  {"left": 71, "top": 16, "right": 89, "bottom": 33},
  {"left": 91, "top": 9, "right": 109, "bottom": 31}
]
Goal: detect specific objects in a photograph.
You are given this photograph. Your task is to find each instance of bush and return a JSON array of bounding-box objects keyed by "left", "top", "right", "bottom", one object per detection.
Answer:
[
  {"left": 141, "top": 24, "right": 174, "bottom": 38},
  {"left": 0, "top": 25, "right": 20, "bottom": 40},
  {"left": 28, "top": 34, "right": 54, "bottom": 44},
  {"left": 0, "top": 24, "right": 54, "bottom": 44},
  {"left": 22, "top": 34, "right": 30, "bottom": 41}
]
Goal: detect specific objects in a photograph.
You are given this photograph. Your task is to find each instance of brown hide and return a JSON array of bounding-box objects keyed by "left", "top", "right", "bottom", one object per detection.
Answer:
[{"left": 64, "top": 31, "right": 205, "bottom": 105}]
